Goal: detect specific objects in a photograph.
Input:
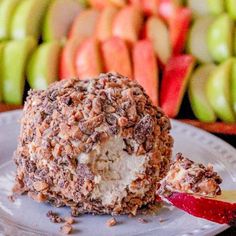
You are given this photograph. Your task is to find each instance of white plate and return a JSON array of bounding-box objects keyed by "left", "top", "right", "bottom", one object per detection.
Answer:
[{"left": 0, "top": 110, "right": 235, "bottom": 236}]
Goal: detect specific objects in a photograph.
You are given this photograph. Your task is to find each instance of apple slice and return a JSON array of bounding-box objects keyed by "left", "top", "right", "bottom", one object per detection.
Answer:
[
  {"left": 2, "top": 37, "right": 37, "bottom": 105},
  {"left": 88, "top": 0, "right": 113, "bottom": 9},
  {"left": 169, "top": 7, "right": 192, "bottom": 55},
  {"left": 112, "top": 5, "right": 143, "bottom": 44},
  {"left": 207, "top": 14, "right": 233, "bottom": 63},
  {"left": 43, "top": 0, "right": 82, "bottom": 42},
  {"left": 206, "top": 59, "right": 235, "bottom": 123},
  {"left": 164, "top": 191, "right": 236, "bottom": 225},
  {"left": 27, "top": 42, "right": 61, "bottom": 90},
  {"left": 75, "top": 37, "right": 103, "bottom": 79},
  {"left": 146, "top": 16, "right": 171, "bottom": 65},
  {"left": 160, "top": 55, "right": 195, "bottom": 118},
  {"left": 101, "top": 36, "right": 132, "bottom": 79},
  {"left": 10, "top": 0, "right": 50, "bottom": 40},
  {"left": 188, "top": 64, "right": 217, "bottom": 122},
  {"left": 232, "top": 59, "right": 236, "bottom": 114},
  {"left": 0, "top": 0, "right": 20, "bottom": 40},
  {"left": 95, "top": 6, "right": 118, "bottom": 42},
  {"left": 68, "top": 9, "right": 99, "bottom": 39},
  {"left": 207, "top": 0, "right": 224, "bottom": 15},
  {"left": 108, "top": 0, "right": 126, "bottom": 7},
  {"left": 141, "top": 0, "right": 159, "bottom": 15},
  {"left": 0, "top": 43, "right": 5, "bottom": 102},
  {"left": 226, "top": 0, "right": 236, "bottom": 20},
  {"left": 187, "top": 0, "right": 210, "bottom": 17},
  {"left": 188, "top": 16, "right": 214, "bottom": 63},
  {"left": 133, "top": 40, "right": 158, "bottom": 106}
]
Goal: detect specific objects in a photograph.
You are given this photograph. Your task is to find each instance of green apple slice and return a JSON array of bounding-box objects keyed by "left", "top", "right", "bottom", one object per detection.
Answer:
[
  {"left": 232, "top": 59, "right": 236, "bottom": 114},
  {"left": 207, "top": 14, "right": 233, "bottom": 63},
  {"left": 226, "top": 0, "right": 236, "bottom": 19},
  {"left": 0, "top": 43, "right": 6, "bottom": 102},
  {"left": 2, "top": 37, "right": 37, "bottom": 104},
  {"left": 0, "top": 0, "right": 20, "bottom": 40},
  {"left": 189, "top": 64, "right": 217, "bottom": 122},
  {"left": 10, "top": 0, "right": 50, "bottom": 40},
  {"left": 188, "top": 16, "right": 214, "bottom": 63},
  {"left": 206, "top": 58, "right": 235, "bottom": 123},
  {"left": 187, "top": 0, "right": 210, "bottom": 17},
  {"left": 27, "top": 41, "right": 61, "bottom": 90},
  {"left": 207, "top": 0, "right": 224, "bottom": 15},
  {"left": 43, "top": 0, "right": 82, "bottom": 42}
]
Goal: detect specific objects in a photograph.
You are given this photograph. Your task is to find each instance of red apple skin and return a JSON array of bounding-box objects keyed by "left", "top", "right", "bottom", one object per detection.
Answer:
[
  {"left": 75, "top": 37, "right": 103, "bottom": 79},
  {"left": 169, "top": 7, "right": 192, "bottom": 55},
  {"left": 133, "top": 39, "right": 159, "bottom": 106},
  {"left": 158, "top": 0, "right": 177, "bottom": 23},
  {"left": 101, "top": 36, "right": 132, "bottom": 79},
  {"left": 112, "top": 5, "right": 143, "bottom": 45},
  {"left": 165, "top": 192, "right": 236, "bottom": 226},
  {"left": 160, "top": 55, "right": 195, "bottom": 118}
]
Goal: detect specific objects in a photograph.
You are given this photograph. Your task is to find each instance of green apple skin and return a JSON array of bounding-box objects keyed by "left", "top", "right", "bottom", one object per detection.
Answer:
[
  {"left": 207, "top": 0, "right": 224, "bottom": 15},
  {"left": 206, "top": 58, "right": 235, "bottom": 123},
  {"left": 207, "top": 14, "right": 233, "bottom": 63},
  {"left": 189, "top": 64, "right": 217, "bottom": 122},
  {"left": 11, "top": 0, "right": 50, "bottom": 40},
  {"left": 232, "top": 59, "right": 236, "bottom": 114},
  {"left": 188, "top": 16, "right": 214, "bottom": 63},
  {"left": 187, "top": 0, "right": 210, "bottom": 17},
  {"left": 2, "top": 37, "right": 37, "bottom": 105},
  {"left": 0, "top": 0, "right": 20, "bottom": 40},
  {"left": 226, "top": 0, "right": 236, "bottom": 19},
  {"left": 27, "top": 41, "right": 61, "bottom": 90},
  {"left": 0, "top": 43, "right": 6, "bottom": 102},
  {"left": 43, "top": 0, "right": 82, "bottom": 42}
]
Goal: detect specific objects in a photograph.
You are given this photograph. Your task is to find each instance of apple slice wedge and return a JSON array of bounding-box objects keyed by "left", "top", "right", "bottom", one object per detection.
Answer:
[
  {"left": 88, "top": 0, "right": 113, "bottom": 9},
  {"left": 95, "top": 6, "right": 118, "bottom": 42},
  {"left": 68, "top": 9, "right": 99, "bottom": 39},
  {"left": 187, "top": 0, "right": 210, "bottom": 17},
  {"left": 232, "top": 59, "right": 236, "bottom": 115},
  {"left": 133, "top": 39, "right": 158, "bottom": 106},
  {"left": 108, "top": 0, "right": 126, "bottom": 7},
  {"left": 226, "top": 0, "right": 236, "bottom": 20},
  {"left": 2, "top": 37, "right": 37, "bottom": 105},
  {"left": 43, "top": 0, "right": 82, "bottom": 42},
  {"left": 27, "top": 41, "right": 61, "bottom": 90},
  {"left": 206, "top": 58, "right": 235, "bottom": 123},
  {"left": 207, "top": 14, "right": 233, "bottom": 63},
  {"left": 188, "top": 64, "right": 217, "bottom": 122},
  {"left": 164, "top": 191, "right": 236, "bottom": 225},
  {"left": 0, "top": 0, "right": 20, "bottom": 40},
  {"left": 160, "top": 55, "right": 195, "bottom": 118},
  {"left": 75, "top": 37, "right": 103, "bottom": 79},
  {"left": 207, "top": 0, "right": 224, "bottom": 15},
  {"left": 146, "top": 16, "right": 171, "bottom": 65},
  {"left": 188, "top": 16, "right": 214, "bottom": 63},
  {"left": 0, "top": 43, "right": 5, "bottom": 102},
  {"left": 101, "top": 36, "right": 132, "bottom": 79},
  {"left": 10, "top": 0, "right": 50, "bottom": 40},
  {"left": 112, "top": 5, "right": 143, "bottom": 44}
]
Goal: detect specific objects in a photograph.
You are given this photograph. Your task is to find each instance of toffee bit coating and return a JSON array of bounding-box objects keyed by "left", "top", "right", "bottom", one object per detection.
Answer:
[
  {"left": 14, "top": 73, "right": 173, "bottom": 215},
  {"left": 106, "top": 217, "right": 117, "bottom": 227},
  {"left": 46, "top": 211, "right": 64, "bottom": 223}
]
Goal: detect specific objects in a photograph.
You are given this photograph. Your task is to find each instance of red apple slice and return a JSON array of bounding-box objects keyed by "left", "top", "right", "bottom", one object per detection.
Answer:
[
  {"left": 88, "top": 0, "right": 113, "bottom": 9},
  {"left": 112, "top": 5, "right": 143, "bottom": 44},
  {"left": 160, "top": 55, "right": 195, "bottom": 118},
  {"left": 75, "top": 37, "right": 103, "bottom": 79},
  {"left": 108, "top": 0, "right": 127, "bottom": 7},
  {"left": 133, "top": 39, "right": 158, "bottom": 106},
  {"left": 95, "top": 6, "right": 118, "bottom": 42},
  {"left": 169, "top": 7, "right": 192, "bottom": 55},
  {"left": 141, "top": 0, "right": 159, "bottom": 15},
  {"left": 158, "top": 0, "right": 179, "bottom": 23},
  {"left": 146, "top": 16, "right": 171, "bottom": 65},
  {"left": 165, "top": 191, "right": 236, "bottom": 225},
  {"left": 68, "top": 9, "right": 100, "bottom": 39},
  {"left": 101, "top": 36, "right": 132, "bottom": 79}
]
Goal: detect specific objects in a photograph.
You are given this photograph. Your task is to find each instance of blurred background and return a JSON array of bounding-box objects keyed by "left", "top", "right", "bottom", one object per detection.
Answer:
[{"left": 0, "top": 0, "right": 235, "bottom": 140}]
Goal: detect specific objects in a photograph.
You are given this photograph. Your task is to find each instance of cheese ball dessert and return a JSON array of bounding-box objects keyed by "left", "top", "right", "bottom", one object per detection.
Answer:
[{"left": 14, "top": 73, "right": 173, "bottom": 215}]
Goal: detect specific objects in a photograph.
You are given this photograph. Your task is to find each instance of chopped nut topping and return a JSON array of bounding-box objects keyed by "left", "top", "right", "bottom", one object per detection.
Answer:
[
  {"left": 106, "top": 217, "right": 117, "bottom": 227},
  {"left": 60, "top": 223, "right": 73, "bottom": 234},
  {"left": 46, "top": 211, "right": 64, "bottom": 223},
  {"left": 64, "top": 217, "right": 74, "bottom": 225}
]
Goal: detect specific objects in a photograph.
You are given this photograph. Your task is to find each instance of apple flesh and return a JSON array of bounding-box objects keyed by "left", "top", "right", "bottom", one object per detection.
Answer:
[
  {"left": 0, "top": 0, "right": 20, "bottom": 40},
  {"left": 112, "top": 5, "right": 143, "bottom": 44},
  {"left": 206, "top": 58, "right": 235, "bottom": 123},
  {"left": 232, "top": 59, "right": 236, "bottom": 114},
  {"left": 43, "top": 0, "right": 82, "bottom": 42},
  {"left": 207, "top": 0, "right": 224, "bottom": 15},
  {"left": 108, "top": 0, "right": 126, "bottom": 7},
  {"left": 226, "top": 0, "right": 236, "bottom": 20},
  {"left": 133, "top": 40, "right": 158, "bottom": 106},
  {"left": 75, "top": 37, "right": 103, "bottom": 79},
  {"left": 68, "top": 9, "right": 99, "bottom": 39},
  {"left": 187, "top": 0, "right": 210, "bottom": 17},
  {"left": 27, "top": 41, "right": 61, "bottom": 90},
  {"left": 207, "top": 14, "right": 233, "bottom": 63},
  {"left": 188, "top": 16, "right": 214, "bottom": 63},
  {"left": 10, "top": 0, "right": 50, "bottom": 40},
  {"left": 160, "top": 55, "right": 195, "bottom": 118},
  {"left": 188, "top": 64, "right": 217, "bottom": 122},
  {"left": 164, "top": 190, "right": 236, "bottom": 225},
  {"left": 0, "top": 43, "right": 5, "bottom": 102},
  {"left": 101, "top": 36, "right": 132, "bottom": 79},
  {"left": 88, "top": 0, "right": 113, "bottom": 9},
  {"left": 2, "top": 37, "right": 37, "bottom": 104},
  {"left": 95, "top": 6, "right": 118, "bottom": 42},
  {"left": 146, "top": 16, "right": 171, "bottom": 65}
]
